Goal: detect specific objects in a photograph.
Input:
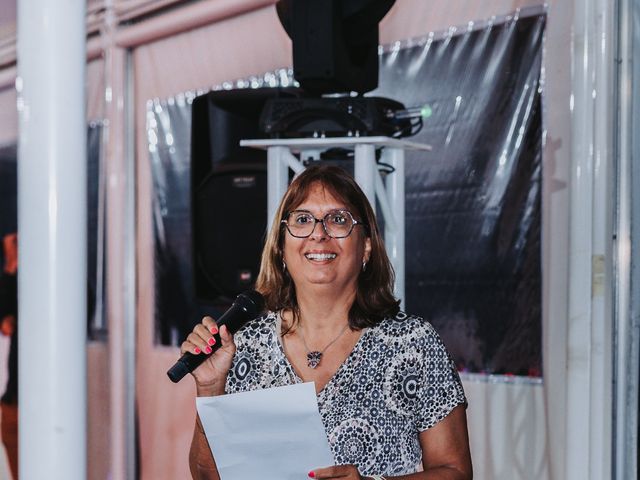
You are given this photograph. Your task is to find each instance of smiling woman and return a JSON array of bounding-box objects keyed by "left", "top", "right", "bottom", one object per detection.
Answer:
[
  {"left": 258, "top": 166, "right": 397, "bottom": 330},
  {"left": 182, "top": 165, "right": 472, "bottom": 480}
]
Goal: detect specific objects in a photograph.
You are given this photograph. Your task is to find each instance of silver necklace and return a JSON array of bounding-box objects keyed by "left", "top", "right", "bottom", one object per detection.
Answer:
[{"left": 299, "top": 323, "right": 350, "bottom": 369}]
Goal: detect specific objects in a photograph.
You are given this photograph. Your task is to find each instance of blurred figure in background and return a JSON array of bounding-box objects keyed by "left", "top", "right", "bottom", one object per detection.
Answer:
[{"left": 0, "top": 232, "right": 17, "bottom": 479}]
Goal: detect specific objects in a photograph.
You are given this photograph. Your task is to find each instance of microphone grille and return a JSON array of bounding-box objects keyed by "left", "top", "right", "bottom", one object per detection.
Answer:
[{"left": 236, "top": 290, "right": 265, "bottom": 315}]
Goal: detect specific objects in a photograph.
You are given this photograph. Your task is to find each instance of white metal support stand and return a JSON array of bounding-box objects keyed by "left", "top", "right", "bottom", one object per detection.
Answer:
[
  {"left": 382, "top": 147, "right": 405, "bottom": 305},
  {"left": 241, "top": 136, "right": 430, "bottom": 307},
  {"left": 354, "top": 144, "right": 376, "bottom": 204}
]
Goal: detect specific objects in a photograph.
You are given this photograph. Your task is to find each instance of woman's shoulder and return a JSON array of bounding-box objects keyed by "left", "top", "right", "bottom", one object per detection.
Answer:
[
  {"left": 375, "top": 311, "right": 437, "bottom": 336},
  {"left": 233, "top": 310, "right": 278, "bottom": 341},
  {"left": 245, "top": 310, "right": 278, "bottom": 328},
  {"left": 373, "top": 312, "right": 460, "bottom": 379}
]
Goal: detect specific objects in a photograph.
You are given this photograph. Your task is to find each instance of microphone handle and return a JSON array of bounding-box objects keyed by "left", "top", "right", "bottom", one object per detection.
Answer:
[
  {"left": 166, "top": 303, "right": 250, "bottom": 383},
  {"left": 166, "top": 338, "right": 222, "bottom": 384}
]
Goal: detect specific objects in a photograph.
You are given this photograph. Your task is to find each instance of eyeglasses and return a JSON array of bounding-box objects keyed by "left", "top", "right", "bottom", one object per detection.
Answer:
[{"left": 281, "top": 210, "right": 365, "bottom": 239}]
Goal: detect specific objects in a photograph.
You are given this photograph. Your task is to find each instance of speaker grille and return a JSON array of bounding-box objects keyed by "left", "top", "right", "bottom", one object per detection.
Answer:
[{"left": 193, "top": 165, "right": 267, "bottom": 303}]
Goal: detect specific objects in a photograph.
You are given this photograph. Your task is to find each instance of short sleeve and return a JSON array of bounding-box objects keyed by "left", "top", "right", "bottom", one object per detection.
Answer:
[
  {"left": 414, "top": 322, "right": 467, "bottom": 431},
  {"left": 225, "top": 312, "right": 296, "bottom": 394}
]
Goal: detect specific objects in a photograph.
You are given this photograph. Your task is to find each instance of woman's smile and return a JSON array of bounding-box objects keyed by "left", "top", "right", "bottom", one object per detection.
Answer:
[{"left": 304, "top": 250, "right": 338, "bottom": 262}]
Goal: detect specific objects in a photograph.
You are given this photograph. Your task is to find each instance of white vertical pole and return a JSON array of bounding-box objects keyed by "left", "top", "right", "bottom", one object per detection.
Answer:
[
  {"left": 123, "top": 50, "right": 138, "bottom": 480},
  {"left": 384, "top": 147, "right": 405, "bottom": 308},
  {"left": 589, "top": 0, "right": 614, "bottom": 478},
  {"left": 354, "top": 144, "right": 376, "bottom": 207},
  {"left": 566, "top": 0, "right": 595, "bottom": 474},
  {"left": 267, "top": 146, "right": 290, "bottom": 228},
  {"left": 566, "top": 0, "right": 615, "bottom": 478},
  {"left": 103, "top": 1, "right": 137, "bottom": 473},
  {"left": 17, "top": 0, "right": 87, "bottom": 478},
  {"left": 614, "top": 0, "right": 639, "bottom": 478}
]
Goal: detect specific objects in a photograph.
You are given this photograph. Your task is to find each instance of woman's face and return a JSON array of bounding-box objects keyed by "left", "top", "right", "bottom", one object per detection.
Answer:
[{"left": 282, "top": 182, "right": 371, "bottom": 297}]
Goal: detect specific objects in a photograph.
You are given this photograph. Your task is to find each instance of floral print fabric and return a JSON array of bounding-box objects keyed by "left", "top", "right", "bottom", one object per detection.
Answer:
[{"left": 225, "top": 311, "right": 467, "bottom": 476}]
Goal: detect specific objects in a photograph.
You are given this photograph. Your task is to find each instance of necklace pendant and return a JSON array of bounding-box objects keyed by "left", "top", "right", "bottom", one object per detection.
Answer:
[{"left": 307, "top": 351, "right": 322, "bottom": 369}]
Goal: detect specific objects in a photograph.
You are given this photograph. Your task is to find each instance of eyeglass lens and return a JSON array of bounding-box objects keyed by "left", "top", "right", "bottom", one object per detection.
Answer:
[{"left": 286, "top": 210, "right": 355, "bottom": 238}]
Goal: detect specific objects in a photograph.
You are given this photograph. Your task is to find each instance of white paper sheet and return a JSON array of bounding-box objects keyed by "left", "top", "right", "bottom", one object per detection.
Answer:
[{"left": 196, "top": 382, "right": 335, "bottom": 480}]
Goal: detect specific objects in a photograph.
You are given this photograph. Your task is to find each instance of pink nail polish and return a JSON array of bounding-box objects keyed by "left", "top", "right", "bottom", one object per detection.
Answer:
[
  {"left": 208, "top": 337, "right": 215, "bottom": 346},
  {"left": 204, "top": 346, "right": 212, "bottom": 354},
  {"left": 308, "top": 471, "right": 315, "bottom": 478},
  {"left": 194, "top": 348, "right": 201, "bottom": 354},
  {"left": 210, "top": 326, "right": 218, "bottom": 334}
]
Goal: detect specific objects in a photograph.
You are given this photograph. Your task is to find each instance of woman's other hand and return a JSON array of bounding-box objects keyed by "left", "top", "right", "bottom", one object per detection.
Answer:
[
  {"left": 180, "top": 316, "right": 236, "bottom": 396},
  {"left": 308, "top": 465, "right": 365, "bottom": 479}
]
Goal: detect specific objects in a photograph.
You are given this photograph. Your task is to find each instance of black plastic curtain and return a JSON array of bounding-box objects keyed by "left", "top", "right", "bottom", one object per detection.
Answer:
[{"left": 148, "top": 14, "right": 544, "bottom": 377}]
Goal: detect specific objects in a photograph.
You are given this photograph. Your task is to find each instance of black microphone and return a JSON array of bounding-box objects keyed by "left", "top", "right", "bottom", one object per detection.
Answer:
[{"left": 167, "top": 290, "right": 265, "bottom": 383}]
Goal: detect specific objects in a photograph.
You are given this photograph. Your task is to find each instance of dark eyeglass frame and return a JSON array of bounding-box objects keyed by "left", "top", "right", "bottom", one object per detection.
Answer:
[{"left": 281, "top": 209, "right": 366, "bottom": 239}]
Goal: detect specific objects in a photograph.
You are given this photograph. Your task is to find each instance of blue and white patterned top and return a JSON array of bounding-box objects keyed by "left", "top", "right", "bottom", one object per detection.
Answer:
[{"left": 225, "top": 311, "right": 467, "bottom": 476}]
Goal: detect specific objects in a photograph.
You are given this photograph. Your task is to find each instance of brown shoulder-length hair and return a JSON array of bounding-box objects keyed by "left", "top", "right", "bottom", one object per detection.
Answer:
[{"left": 255, "top": 164, "right": 400, "bottom": 329}]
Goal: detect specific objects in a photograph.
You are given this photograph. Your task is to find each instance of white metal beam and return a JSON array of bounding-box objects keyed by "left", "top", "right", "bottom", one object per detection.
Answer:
[
  {"left": 266, "top": 146, "right": 294, "bottom": 229},
  {"left": 614, "top": 0, "right": 639, "bottom": 478},
  {"left": 383, "top": 147, "right": 406, "bottom": 307},
  {"left": 565, "top": 0, "right": 615, "bottom": 478},
  {"left": 17, "top": 0, "right": 87, "bottom": 477},
  {"left": 102, "top": 3, "right": 138, "bottom": 474},
  {"left": 354, "top": 143, "right": 377, "bottom": 207}
]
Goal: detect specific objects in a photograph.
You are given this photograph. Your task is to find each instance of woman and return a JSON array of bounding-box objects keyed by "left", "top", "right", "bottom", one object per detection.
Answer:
[{"left": 184, "top": 165, "right": 472, "bottom": 480}]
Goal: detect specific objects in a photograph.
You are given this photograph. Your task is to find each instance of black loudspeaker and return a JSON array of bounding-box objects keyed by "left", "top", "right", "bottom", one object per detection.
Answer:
[
  {"left": 191, "top": 88, "right": 300, "bottom": 304},
  {"left": 192, "top": 164, "right": 267, "bottom": 303}
]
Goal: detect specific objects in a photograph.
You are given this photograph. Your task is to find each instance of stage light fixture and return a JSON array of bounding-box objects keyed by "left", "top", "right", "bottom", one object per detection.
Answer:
[
  {"left": 264, "top": 0, "right": 419, "bottom": 139},
  {"left": 276, "top": 0, "right": 396, "bottom": 95}
]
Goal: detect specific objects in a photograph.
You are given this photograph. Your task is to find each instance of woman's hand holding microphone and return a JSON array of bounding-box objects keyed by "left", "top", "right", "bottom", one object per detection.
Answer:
[
  {"left": 169, "top": 290, "right": 263, "bottom": 389},
  {"left": 180, "top": 316, "right": 236, "bottom": 396}
]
